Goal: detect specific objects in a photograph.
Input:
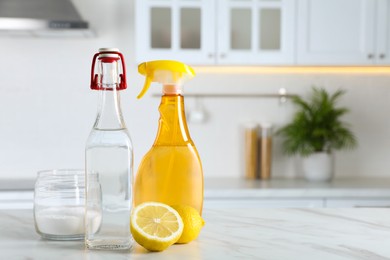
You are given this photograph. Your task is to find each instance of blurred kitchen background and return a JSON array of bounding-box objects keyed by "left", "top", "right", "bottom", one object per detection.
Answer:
[{"left": 1, "top": 0, "right": 390, "bottom": 181}]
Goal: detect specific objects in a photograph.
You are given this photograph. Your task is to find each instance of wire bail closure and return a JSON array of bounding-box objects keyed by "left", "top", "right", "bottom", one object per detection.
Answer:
[{"left": 90, "top": 51, "right": 127, "bottom": 90}]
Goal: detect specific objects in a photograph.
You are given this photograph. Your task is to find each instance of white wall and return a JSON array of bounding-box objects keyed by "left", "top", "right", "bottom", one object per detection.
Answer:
[{"left": 0, "top": 0, "right": 390, "bottom": 180}]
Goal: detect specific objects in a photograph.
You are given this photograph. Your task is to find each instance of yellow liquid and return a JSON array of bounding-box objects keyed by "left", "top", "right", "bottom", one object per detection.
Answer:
[
  {"left": 134, "top": 95, "right": 204, "bottom": 214},
  {"left": 134, "top": 145, "right": 203, "bottom": 213}
]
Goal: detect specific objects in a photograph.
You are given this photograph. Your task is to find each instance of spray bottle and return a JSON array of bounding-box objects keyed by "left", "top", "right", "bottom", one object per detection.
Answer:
[{"left": 134, "top": 60, "right": 203, "bottom": 214}]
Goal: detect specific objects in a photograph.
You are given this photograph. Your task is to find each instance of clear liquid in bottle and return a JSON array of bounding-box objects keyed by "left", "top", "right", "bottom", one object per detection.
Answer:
[{"left": 85, "top": 129, "right": 133, "bottom": 250}]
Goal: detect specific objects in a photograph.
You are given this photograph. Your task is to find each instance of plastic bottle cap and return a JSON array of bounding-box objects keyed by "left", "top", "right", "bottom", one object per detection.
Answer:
[
  {"left": 98, "top": 47, "right": 120, "bottom": 58},
  {"left": 137, "top": 60, "right": 195, "bottom": 99}
]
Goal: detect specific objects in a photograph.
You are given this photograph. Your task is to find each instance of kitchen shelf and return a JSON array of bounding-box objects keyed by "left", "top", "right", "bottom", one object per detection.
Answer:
[
  {"left": 152, "top": 93, "right": 295, "bottom": 98},
  {"left": 152, "top": 88, "right": 294, "bottom": 103}
]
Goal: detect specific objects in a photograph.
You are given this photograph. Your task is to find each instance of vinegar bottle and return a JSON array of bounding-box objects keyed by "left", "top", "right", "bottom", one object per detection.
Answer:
[
  {"left": 85, "top": 48, "right": 133, "bottom": 250},
  {"left": 134, "top": 60, "right": 204, "bottom": 214}
]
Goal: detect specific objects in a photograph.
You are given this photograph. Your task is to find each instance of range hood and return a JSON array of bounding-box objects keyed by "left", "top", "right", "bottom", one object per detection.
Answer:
[{"left": 0, "top": 0, "right": 94, "bottom": 37}]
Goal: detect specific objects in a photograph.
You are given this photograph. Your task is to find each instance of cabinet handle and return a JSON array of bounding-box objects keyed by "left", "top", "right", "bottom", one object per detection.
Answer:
[
  {"left": 220, "top": 53, "right": 226, "bottom": 59},
  {"left": 367, "top": 53, "right": 374, "bottom": 59},
  {"left": 208, "top": 53, "right": 214, "bottom": 59},
  {"left": 380, "top": 53, "right": 386, "bottom": 59}
]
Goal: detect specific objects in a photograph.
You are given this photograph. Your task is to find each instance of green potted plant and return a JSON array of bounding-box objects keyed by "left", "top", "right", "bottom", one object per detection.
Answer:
[{"left": 277, "top": 87, "right": 357, "bottom": 181}]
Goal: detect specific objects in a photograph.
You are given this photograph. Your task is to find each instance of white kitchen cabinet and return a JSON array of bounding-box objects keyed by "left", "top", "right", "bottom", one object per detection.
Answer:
[
  {"left": 297, "top": 0, "right": 390, "bottom": 65},
  {"left": 136, "top": 0, "right": 390, "bottom": 66},
  {"left": 204, "top": 199, "right": 324, "bottom": 209},
  {"left": 217, "top": 0, "right": 295, "bottom": 65},
  {"left": 135, "top": 0, "right": 216, "bottom": 64},
  {"left": 376, "top": 0, "right": 390, "bottom": 64},
  {"left": 135, "top": 0, "right": 295, "bottom": 65},
  {"left": 325, "top": 199, "right": 390, "bottom": 208}
]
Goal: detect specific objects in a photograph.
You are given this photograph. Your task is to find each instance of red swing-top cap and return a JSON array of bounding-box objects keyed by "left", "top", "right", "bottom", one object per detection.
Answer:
[{"left": 90, "top": 48, "right": 127, "bottom": 90}]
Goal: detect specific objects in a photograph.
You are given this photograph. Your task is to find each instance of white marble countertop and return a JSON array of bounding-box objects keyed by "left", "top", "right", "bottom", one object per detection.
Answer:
[
  {"left": 2, "top": 208, "right": 390, "bottom": 259},
  {"left": 204, "top": 178, "right": 390, "bottom": 198}
]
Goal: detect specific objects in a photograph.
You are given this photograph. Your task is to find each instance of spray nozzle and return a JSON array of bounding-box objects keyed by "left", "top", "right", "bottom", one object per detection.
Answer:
[{"left": 137, "top": 60, "right": 195, "bottom": 99}]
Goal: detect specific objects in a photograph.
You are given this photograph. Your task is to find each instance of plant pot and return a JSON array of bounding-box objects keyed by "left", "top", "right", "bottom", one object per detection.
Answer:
[{"left": 302, "top": 152, "right": 334, "bottom": 182}]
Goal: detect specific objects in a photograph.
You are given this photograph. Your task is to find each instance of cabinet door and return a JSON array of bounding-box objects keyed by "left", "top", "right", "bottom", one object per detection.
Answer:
[
  {"left": 297, "top": 0, "right": 376, "bottom": 65},
  {"left": 376, "top": 0, "right": 390, "bottom": 64},
  {"left": 217, "top": 0, "right": 295, "bottom": 65},
  {"left": 326, "top": 199, "right": 390, "bottom": 208},
  {"left": 135, "top": 0, "right": 216, "bottom": 65}
]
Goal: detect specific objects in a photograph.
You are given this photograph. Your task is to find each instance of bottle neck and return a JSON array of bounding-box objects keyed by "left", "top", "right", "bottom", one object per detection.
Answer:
[
  {"left": 154, "top": 94, "right": 193, "bottom": 146},
  {"left": 93, "top": 61, "right": 125, "bottom": 130}
]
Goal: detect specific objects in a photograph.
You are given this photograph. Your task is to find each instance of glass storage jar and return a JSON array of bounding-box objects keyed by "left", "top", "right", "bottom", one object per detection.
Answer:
[{"left": 33, "top": 169, "right": 101, "bottom": 240}]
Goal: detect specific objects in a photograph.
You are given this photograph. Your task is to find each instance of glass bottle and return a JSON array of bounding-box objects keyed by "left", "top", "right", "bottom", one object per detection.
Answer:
[{"left": 85, "top": 48, "right": 133, "bottom": 250}]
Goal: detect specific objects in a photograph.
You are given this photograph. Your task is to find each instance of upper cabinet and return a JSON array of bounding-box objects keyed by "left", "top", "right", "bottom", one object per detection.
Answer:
[
  {"left": 376, "top": 0, "right": 390, "bottom": 64},
  {"left": 135, "top": 0, "right": 390, "bottom": 66},
  {"left": 217, "top": 0, "right": 295, "bottom": 65},
  {"left": 135, "top": 0, "right": 216, "bottom": 64},
  {"left": 297, "top": 0, "right": 390, "bottom": 65},
  {"left": 135, "top": 0, "right": 295, "bottom": 65}
]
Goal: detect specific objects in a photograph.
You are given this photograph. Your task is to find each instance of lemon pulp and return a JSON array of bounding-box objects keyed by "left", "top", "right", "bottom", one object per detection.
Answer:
[{"left": 130, "top": 202, "right": 183, "bottom": 251}]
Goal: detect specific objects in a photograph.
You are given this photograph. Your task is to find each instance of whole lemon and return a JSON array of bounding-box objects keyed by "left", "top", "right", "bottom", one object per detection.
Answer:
[{"left": 171, "top": 205, "right": 205, "bottom": 244}]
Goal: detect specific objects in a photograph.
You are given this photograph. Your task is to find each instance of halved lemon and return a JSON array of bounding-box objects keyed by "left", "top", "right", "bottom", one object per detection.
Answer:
[{"left": 130, "top": 202, "right": 184, "bottom": 251}]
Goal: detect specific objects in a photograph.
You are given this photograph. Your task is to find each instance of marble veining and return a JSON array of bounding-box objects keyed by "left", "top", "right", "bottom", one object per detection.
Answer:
[{"left": 1, "top": 208, "right": 390, "bottom": 259}]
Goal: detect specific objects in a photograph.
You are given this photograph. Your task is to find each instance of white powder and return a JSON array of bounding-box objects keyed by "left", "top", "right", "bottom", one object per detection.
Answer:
[{"left": 35, "top": 206, "right": 101, "bottom": 236}]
